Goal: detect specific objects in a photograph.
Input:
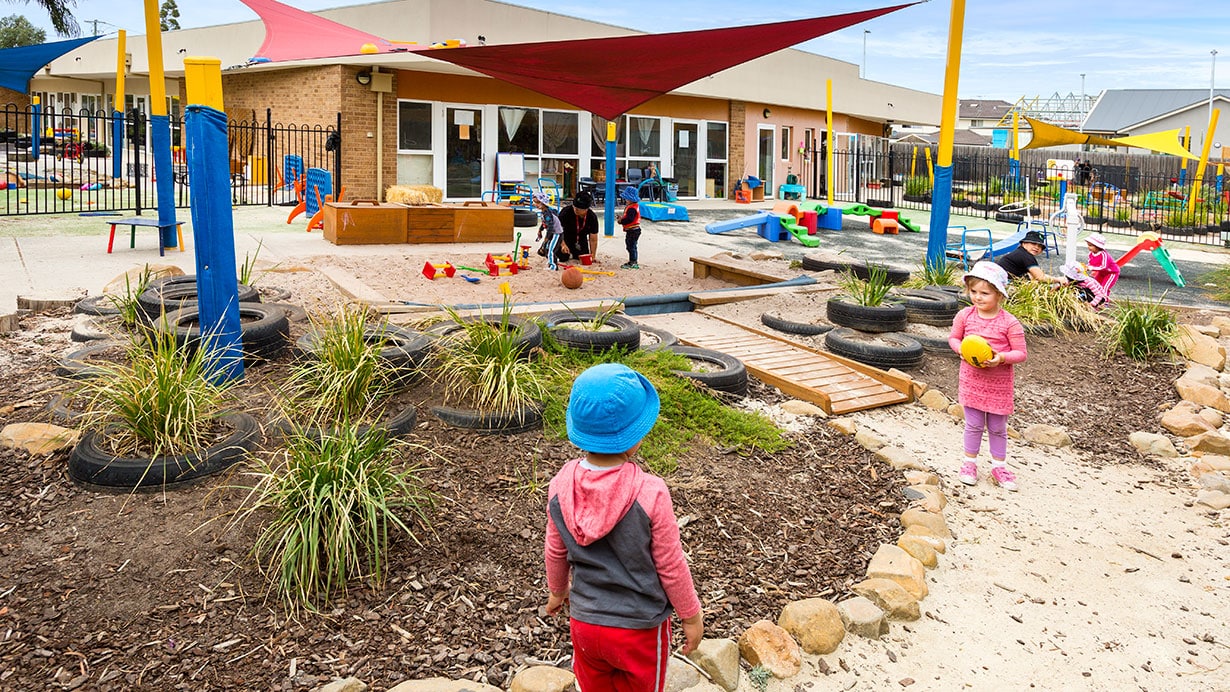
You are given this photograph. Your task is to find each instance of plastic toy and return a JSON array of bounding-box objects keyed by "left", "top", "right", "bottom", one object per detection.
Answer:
[
  {"left": 56, "top": 188, "right": 72, "bottom": 200},
  {"left": 1116, "top": 232, "right": 1185, "bottom": 287},
  {"left": 960, "top": 335, "right": 994, "bottom": 368},
  {"left": 518, "top": 244, "right": 532, "bottom": 269},
  {"left": 421, "top": 261, "right": 456, "bottom": 280},
  {"left": 485, "top": 253, "right": 520, "bottom": 276}
]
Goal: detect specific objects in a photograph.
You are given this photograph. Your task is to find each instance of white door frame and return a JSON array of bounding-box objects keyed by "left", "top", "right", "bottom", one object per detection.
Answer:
[{"left": 756, "top": 124, "right": 776, "bottom": 198}]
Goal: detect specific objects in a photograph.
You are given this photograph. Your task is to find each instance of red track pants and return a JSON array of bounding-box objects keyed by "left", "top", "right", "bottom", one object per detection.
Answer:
[{"left": 569, "top": 618, "right": 671, "bottom": 692}]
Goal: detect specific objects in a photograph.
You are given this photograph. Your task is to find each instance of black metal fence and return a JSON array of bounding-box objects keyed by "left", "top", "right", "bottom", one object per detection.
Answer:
[
  {"left": 1, "top": 104, "right": 340, "bottom": 217},
  {"left": 800, "top": 141, "right": 1230, "bottom": 246}
]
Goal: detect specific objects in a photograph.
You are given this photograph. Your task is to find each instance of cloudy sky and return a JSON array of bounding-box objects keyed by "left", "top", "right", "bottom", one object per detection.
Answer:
[{"left": 15, "top": 0, "right": 1228, "bottom": 102}]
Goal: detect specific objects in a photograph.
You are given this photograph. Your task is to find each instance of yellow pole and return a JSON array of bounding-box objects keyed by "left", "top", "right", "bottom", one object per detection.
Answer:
[
  {"left": 1186, "top": 108, "right": 1220, "bottom": 215},
  {"left": 143, "top": 0, "right": 166, "bottom": 116},
  {"left": 925, "top": 146, "right": 934, "bottom": 186},
  {"left": 183, "top": 57, "right": 224, "bottom": 110},
  {"left": 1011, "top": 111, "right": 1019, "bottom": 160},
  {"left": 910, "top": 145, "right": 917, "bottom": 177},
  {"left": 826, "top": 79, "right": 834, "bottom": 207},
  {"left": 936, "top": 0, "right": 966, "bottom": 169},
  {"left": 113, "top": 31, "right": 126, "bottom": 112}
]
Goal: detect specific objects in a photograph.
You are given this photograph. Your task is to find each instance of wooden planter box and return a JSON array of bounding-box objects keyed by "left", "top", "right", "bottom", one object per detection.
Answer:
[
  {"left": 406, "top": 202, "right": 514, "bottom": 244},
  {"left": 323, "top": 200, "right": 408, "bottom": 245}
]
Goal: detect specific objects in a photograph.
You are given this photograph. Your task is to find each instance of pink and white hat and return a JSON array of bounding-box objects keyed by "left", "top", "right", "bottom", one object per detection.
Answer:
[
  {"left": 1085, "top": 232, "right": 1107, "bottom": 249},
  {"left": 962, "top": 260, "right": 1010, "bottom": 298}
]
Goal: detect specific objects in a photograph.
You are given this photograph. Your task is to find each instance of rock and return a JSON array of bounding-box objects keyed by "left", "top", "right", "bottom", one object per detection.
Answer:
[
  {"left": 664, "top": 657, "right": 703, "bottom": 692},
  {"left": 903, "top": 470, "right": 939, "bottom": 486},
  {"left": 1183, "top": 363, "right": 1222, "bottom": 388},
  {"left": 780, "top": 400, "right": 827, "bottom": 417},
  {"left": 1022, "top": 424, "right": 1072, "bottom": 447},
  {"left": 896, "top": 536, "right": 939, "bottom": 568},
  {"left": 1175, "top": 326, "right": 1226, "bottom": 371},
  {"left": 387, "top": 680, "right": 503, "bottom": 692},
  {"left": 899, "top": 507, "right": 951, "bottom": 538},
  {"left": 1188, "top": 323, "right": 1221, "bottom": 337},
  {"left": 865, "top": 544, "right": 928, "bottom": 600},
  {"left": 737, "top": 620, "right": 802, "bottom": 679},
  {"left": 1199, "top": 407, "right": 1225, "bottom": 429},
  {"left": 314, "top": 679, "right": 368, "bottom": 692},
  {"left": 1191, "top": 455, "right": 1230, "bottom": 478},
  {"left": 103, "top": 264, "right": 185, "bottom": 296},
  {"left": 851, "top": 578, "right": 920, "bottom": 621},
  {"left": 1173, "top": 378, "right": 1230, "bottom": 413},
  {"left": 778, "top": 598, "right": 845, "bottom": 655},
  {"left": 1160, "top": 401, "right": 1216, "bottom": 437},
  {"left": 1186, "top": 430, "right": 1230, "bottom": 455},
  {"left": 1195, "top": 490, "right": 1230, "bottom": 510},
  {"left": 1128, "top": 431, "right": 1179, "bottom": 458},
  {"left": 837, "top": 596, "right": 889, "bottom": 639},
  {"left": 509, "top": 666, "right": 576, "bottom": 692},
  {"left": 687, "top": 638, "right": 740, "bottom": 692},
  {"left": 905, "top": 484, "right": 946, "bottom": 511},
  {"left": 875, "top": 446, "right": 927, "bottom": 471},
  {"left": 918, "top": 389, "right": 950, "bottom": 411},
  {"left": 749, "top": 250, "right": 785, "bottom": 261},
  {"left": 855, "top": 429, "right": 886, "bottom": 451},
  {"left": 946, "top": 403, "right": 964, "bottom": 421},
  {"left": 903, "top": 524, "right": 947, "bottom": 554},
  {"left": 1213, "top": 316, "right": 1230, "bottom": 334},
  {"left": 1197, "top": 472, "right": 1230, "bottom": 495},
  {"left": 827, "top": 418, "right": 857, "bottom": 435},
  {"left": 679, "top": 683, "right": 724, "bottom": 692},
  {"left": 0, "top": 422, "right": 80, "bottom": 455}
]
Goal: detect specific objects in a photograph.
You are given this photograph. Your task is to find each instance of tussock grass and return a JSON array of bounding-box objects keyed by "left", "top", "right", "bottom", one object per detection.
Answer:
[
  {"left": 435, "top": 302, "right": 552, "bottom": 415},
  {"left": 284, "top": 306, "right": 398, "bottom": 425},
  {"left": 838, "top": 263, "right": 893, "bottom": 307},
  {"left": 1099, "top": 297, "right": 1178, "bottom": 361}
]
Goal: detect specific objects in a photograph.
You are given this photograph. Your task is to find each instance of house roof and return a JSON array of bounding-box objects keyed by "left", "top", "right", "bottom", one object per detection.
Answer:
[
  {"left": 958, "top": 99, "right": 1013, "bottom": 121},
  {"left": 893, "top": 129, "right": 991, "bottom": 146},
  {"left": 1083, "top": 89, "right": 1230, "bottom": 134}
]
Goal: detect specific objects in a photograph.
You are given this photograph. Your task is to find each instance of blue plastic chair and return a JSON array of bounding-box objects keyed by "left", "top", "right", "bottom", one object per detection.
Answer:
[{"left": 945, "top": 225, "right": 993, "bottom": 269}]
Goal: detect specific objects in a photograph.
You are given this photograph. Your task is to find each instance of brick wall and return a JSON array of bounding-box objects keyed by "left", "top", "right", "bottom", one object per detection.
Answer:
[{"left": 729, "top": 101, "right": 746, "bottom": 192}]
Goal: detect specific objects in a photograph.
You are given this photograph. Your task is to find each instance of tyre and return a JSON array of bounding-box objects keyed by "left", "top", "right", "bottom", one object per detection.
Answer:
[
  {"left": 895, "top": 328, "right": 954, "bottom": 354},
  {"left": 666, "top": 345, "right": 748, "bottom": 397},
  {"left": 542, "top": 310, "right": 640, "bottom": 352},
  {"left": 1024, "top": 322, "right": 1055, "bottom": 337},
  {"left": 636, "top": 325, "right": 679, "bottom": 351},
  {"left": 267, "top": 403, "right": 420, "bottom": 441},
  {"left": 67, "top": 412, "right": 260, "bottom": 490},
  {"left": 57, "top": 341, "right": 126, "bottom": 379},
  {"left": 425, "top": 316, "right": 542, "bottom": 358},
  {"left": 74, "top": 295, "right": 120, "bottom": 316},
  {"left": 854, "top": 262, "right": 911, "bottom": 285},
  {"left": 71, "top": 315, "right": 119, "bottom": 343},
  {"left": 514, "top": 208, "right": 539, "bottom": 227},
  {"left": 892, "top": 289, "right": 959, "bottom": 327},
  {"left": 430, "top": 403, "right": 543, "bottom": 434},
  {"left": 929, "top": 284, "right": 971, "bottom": 307},
  {"left": 800, "top": 255, "right": 910, "bottom": 284},
  {"left": 256, "top": 285, "right": 293, "bottom": 303},
  {"left": 138, "top": 276, "right": 260, "bottom": 319},
  {"left": 162, "top": 303, "right": 291, "bottom": 362},
  {"left": 261, "top": 301, "right": 310, "bottom": 323},
  {"left": 297, "top": 324, "right": 433, "bottom": 382},
  {"left": 826, "top": 296, "right": 908, "bottom": 333},
  {"left": 825, "top": 328, "right": 924, "bottom": 370},
  {"left": 760, "top": 312, "right": 833, "bottom": 336}
]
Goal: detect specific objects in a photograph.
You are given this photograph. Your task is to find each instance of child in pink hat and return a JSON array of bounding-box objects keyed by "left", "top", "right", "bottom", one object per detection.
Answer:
[{"left": 1084, "top": 233, "right": 1120, "bottom": 295}]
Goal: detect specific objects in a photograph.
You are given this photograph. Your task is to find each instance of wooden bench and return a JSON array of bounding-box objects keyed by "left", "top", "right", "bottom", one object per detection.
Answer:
[
  {"left": 106, "top": 217, "right": 185, "bottom": 256},
  {"left": 690, "top": 255, "right": 794, "bottom": 286}
]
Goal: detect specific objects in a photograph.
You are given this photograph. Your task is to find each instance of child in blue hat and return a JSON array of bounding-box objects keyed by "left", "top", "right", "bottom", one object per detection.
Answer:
[
  {"left": 544, "top": 363, "right": 703, "bottom": 690},
  {"left": 617, "top": 186, "right": 643, "bottom": 269}
]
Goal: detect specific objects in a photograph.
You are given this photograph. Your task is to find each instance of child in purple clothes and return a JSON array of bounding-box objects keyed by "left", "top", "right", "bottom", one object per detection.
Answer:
[
  {"left": 948, "top": 261, "right": 1027, "bottom": 491},
  {"left": 1060, "top": 261, "right": 1110, "bottom": 309}
]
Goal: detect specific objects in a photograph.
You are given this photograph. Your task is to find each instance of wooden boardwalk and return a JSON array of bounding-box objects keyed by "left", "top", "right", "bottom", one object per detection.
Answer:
[{"left": 639, "top": 311, "right": 913, "bottom": 415}]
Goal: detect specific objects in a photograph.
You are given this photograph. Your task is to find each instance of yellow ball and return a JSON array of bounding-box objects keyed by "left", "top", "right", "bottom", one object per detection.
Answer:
[
  {"left": 960, "top": 334, "right": 994, "bottom": 368},
  {"left": 56, "top": 188, "right": 73, "bottom": 200},
  {"left": 359, "top": 42, "right": 378, "bottom": 54}
]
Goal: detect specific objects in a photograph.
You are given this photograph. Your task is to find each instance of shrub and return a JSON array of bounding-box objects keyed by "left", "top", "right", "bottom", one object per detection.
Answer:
[
  {"left": 904, "top": 175, "right": 930, "bottom": 196},
  {"left": 1099, "top": 297, "right": 1178, "bottom": 361},
  {"left": 838, "top": 263, "right": 893, "bottom": 307},
  {"left": 1004, "top": 279, "right": 1100, "bottom": 333},
  {"left": 903, "top": 258, "right": 957, "bottom": 288},
  {"left": 284, "top": 306, "right": 399, "bottom": 425},
  {"left": 435, "top": 300, "right": 551, "bottom": 414}
]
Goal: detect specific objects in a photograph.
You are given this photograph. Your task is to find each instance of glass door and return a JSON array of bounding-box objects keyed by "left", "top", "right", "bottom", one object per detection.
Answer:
[
  {"left": 757, "top": 125, "right": 775, "bottom": 196},
  {"left": 445, "top": 106, "right": 483, "bottom": 199},
  {"left": 672, "top": 122, "right": 698, "bottom": 198}
]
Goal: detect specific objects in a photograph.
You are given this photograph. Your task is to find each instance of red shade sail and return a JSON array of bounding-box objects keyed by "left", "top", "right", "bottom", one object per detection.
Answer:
[
  {"left": 420, "top": 3, "right": 920, "bottom": 119},
  {"left": 240, "top": 0, "right": 392, "bottom": 62}
]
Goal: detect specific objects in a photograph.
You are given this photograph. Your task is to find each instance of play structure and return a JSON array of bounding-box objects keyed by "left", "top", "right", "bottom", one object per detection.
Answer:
[
  {"left": 704, "top": 201, "right": 817, "bottom": 248},
  {"left": 1117, "top": 232, "right": 1185, "bottom": 287},
  {"left": 288, "top": 167, "right": 343, "bottom": 231}
]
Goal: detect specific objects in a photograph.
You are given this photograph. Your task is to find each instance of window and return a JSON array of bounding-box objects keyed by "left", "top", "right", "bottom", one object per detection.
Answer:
[
  {"left": 627, "top": 116, "right": 661, "bottom": 157},
  {"left": 781, "top": 126, "right": 792, "bottom": 161},
  {"left": 497, "top": 107, "right": 539, "bottom": 155},
  {"left": 970, "top": 119, "right": 984, "bottom": 128},
  {"left": 397, "top": 101, "right": 432, "bottom": 151},
  {"left": 541, "top": 111, "right": 578, "bottom": 155}
]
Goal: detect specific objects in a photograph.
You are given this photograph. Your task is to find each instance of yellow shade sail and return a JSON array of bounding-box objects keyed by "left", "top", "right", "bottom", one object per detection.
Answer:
[{"left": 1021, "top": 116, "right": 1197, "bottom": 159}]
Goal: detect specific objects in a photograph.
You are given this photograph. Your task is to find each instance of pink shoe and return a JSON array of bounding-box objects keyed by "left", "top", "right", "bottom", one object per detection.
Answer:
[
  {"left": 958, "top": 460, "right": 978, "bottom": 486},
  {"left": 990, "top": 466, "right": 1018, "bottom": 491}
]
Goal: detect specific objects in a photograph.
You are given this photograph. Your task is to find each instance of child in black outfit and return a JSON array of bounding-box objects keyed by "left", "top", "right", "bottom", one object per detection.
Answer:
[{"left": 617, "top": 186, "right": 642, "bottom": 270}]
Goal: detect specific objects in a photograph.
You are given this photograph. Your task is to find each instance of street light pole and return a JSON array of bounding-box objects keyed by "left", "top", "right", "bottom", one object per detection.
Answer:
[
  {"left": 1211, "top": 50, "right": 1219, "bottom": 132},
  {"left": 862, "top": 30, "right": 870, "bottom": 79},
  {"left": 1079, "top": 73, "right": 1086, "bottom": 132}
]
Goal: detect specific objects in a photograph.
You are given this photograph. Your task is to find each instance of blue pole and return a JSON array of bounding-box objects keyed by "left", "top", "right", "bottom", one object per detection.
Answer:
[
  {"left": 604, "top": 127, "right": 616, "bottom": 237},
  {"left": 925, "top": 165, "right": 953, "bottom": 267},
  {"left": 31, "top": 102, "right": 41, "bottom": 162},
  {"left": 112, "top": 111, "right": 124, "bottom": 179},
  {"left": 150, "top": 115, "right": 178, "bottom": 248}
]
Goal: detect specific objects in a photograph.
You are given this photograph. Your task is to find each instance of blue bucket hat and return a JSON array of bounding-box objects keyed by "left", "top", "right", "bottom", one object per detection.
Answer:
[
  {"left": 566, "top": 363, "right": 660, "bottom": 454},
  {"left": 620, "top": 186, "right": 640, "bottom": 203}
]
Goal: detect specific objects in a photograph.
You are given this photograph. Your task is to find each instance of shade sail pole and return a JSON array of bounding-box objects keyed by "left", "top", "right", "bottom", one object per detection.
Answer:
[
  {"left": 605, "top": 122, "right": 616, "bottom": 237},
  {"left": 926, "top": 0, "right": 967, "bottom": 269}
]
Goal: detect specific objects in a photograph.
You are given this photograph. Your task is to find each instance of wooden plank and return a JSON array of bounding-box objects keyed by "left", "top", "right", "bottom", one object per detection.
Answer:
[
  {"left": 689, "top": 255, "right": 795, "bottom": 285},
  {"left": 318, "top": 265, "right": 391, "bottom": 305},
  {"left": 688, "top": 283, "right": 832, "bottom": 306}
]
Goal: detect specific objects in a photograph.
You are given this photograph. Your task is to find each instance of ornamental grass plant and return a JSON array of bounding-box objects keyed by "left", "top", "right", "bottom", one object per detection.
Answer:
[
  {"left": 1098, "top": 296, "right": 1178, "bottom": 361},
  {"left": 1003, "top": 279, "right": 1101, "bottom": 333},
  {"left": 435, "top": 299, "right": 551, "bottom": 415},
  {"left": 838, "top": 263, "right": 894, "bottom": 307},
  {"left": 902, "top": 258, "right": 958, "bottom": 289},
  {"left": 242, "top": 425, "right": 437, "bottom": 610},
  {"left": 283, "top": 306, "right": 398, "bottom": 425}
]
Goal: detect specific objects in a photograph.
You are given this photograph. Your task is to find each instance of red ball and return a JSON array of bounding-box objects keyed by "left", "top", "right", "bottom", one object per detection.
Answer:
[{"left": 561, "top": 266, "right": 583, "bottom": 289}]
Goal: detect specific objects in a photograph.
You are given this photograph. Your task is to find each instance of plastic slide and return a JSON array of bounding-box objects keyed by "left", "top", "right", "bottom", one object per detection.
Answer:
[
  {"left": 896, "top": 215, "right": 921, "bottom": 233},
  {"left": 1117, "top": 233, "right": 1185, "bottom": 287},
  {"left": 1150, "top": 246, "right": 1186, "bottom": 287},
  {"left": 705, "top": 211, "right": 774, "bottom": 234},
  {"left": 778, "top": 215, "right": 819, "bottom": 247}
]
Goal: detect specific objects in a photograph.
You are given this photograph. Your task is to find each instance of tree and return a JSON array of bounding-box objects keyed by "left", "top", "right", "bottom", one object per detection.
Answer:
[
  {"left": 15, "top": 0, "right": 78, "bottom": 37},
  {"left": 159, "top": 0, "right": 180, "bottom": 31},
  {"left": 0, "top": 14, "right": 46, "bottom": 48}
]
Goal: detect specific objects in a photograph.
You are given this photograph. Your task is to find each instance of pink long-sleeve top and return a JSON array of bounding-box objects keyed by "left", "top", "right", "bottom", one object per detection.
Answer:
[
  {"left": 948, "top": 306, "right": 1028, "bottom": 415},
  {"left": 544, "top": 458, "right": 701, "bottom": 629},
  {"left": 1086, "top": 248, "right": 1120, "bottom": 291}
]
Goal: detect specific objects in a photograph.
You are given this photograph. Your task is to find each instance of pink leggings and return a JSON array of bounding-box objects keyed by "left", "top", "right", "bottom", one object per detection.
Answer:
[{"left": 964, "top": 406, "right": 1008, "bottom": 460}]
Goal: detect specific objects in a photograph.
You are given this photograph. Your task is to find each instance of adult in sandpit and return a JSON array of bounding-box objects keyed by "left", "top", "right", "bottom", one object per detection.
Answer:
[
  {"left": 559, "top": 191, "right": 599, "bottom": 262},
  {"left": 995, "top": 230, "right": 1062, "bottom": 284}
]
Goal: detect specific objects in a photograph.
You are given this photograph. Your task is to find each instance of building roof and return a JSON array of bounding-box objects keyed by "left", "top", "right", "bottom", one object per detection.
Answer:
[
  {"left": 958, "top": 99, "right": 1013, "bottom": 121},
  {"left": 1083, "top": 88, "right": 1230, "bottom": 134},
  {"left": 894, "top": 129, "right": 991, "bottom": 146}
]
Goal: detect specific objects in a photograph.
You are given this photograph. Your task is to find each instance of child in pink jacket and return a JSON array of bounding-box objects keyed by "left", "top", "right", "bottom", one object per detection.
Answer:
[{"left": 544, "top": 363, "right": 703, "bottom": 691}]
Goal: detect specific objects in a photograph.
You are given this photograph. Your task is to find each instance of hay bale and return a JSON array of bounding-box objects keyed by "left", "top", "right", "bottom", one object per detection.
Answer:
[{"left": 386, "top": 184, "right": 443, "bottom": 205}]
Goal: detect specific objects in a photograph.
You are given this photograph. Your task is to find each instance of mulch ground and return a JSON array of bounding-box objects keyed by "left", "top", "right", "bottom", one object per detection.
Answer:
[{"left": 0, "top": 306, "right": 1182, "bottom": 690}]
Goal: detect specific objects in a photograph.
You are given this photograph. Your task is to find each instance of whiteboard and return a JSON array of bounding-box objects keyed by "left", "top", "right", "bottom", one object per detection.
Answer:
[{"left": 497, "top": 153, "right": 525, "bottom": 183}]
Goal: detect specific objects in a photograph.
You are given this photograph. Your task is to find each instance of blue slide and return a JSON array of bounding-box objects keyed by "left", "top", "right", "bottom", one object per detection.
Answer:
[{"left": 705, "top": 211, "right": 774, "bottom": 234}]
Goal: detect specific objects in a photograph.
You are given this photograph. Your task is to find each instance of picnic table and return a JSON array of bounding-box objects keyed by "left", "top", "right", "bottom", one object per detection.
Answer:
[{"left": 105, "top": 217, "right": 185, "bottom": 256}]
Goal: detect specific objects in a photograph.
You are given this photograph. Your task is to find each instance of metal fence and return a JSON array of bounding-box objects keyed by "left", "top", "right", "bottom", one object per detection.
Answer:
[
  {"left": 1, "top": 104, "right": 340, "bottom": 217},
  {"left": 799, "top": 141, "right": 1230, "bottom": 246}
]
